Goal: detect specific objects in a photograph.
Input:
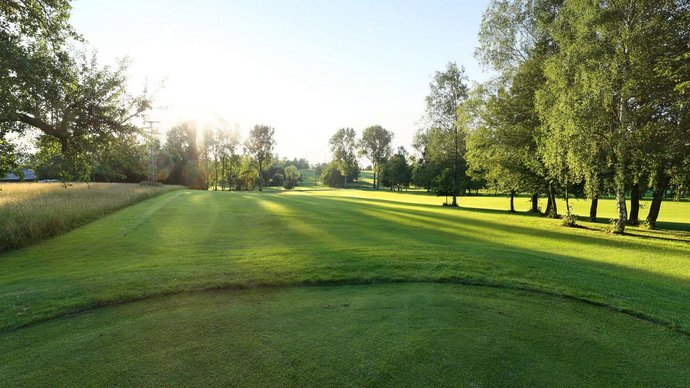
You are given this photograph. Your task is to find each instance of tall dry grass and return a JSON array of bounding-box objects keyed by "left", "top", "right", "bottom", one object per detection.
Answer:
[{"left": 0, "top": 182, "right": 180, "bottom": 252}]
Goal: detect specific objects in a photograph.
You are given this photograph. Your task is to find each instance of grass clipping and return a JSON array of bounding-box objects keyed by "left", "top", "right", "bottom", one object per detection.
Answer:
[{"left": 0, "top": 182, "right": 179, "bottom": 252}]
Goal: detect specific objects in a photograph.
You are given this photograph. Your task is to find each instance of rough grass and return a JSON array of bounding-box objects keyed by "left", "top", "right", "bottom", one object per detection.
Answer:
[
  {"left": 0, "top": 182, "right": 181, "bottom": 251},
  {"left": 2, "top": 188, "right": 690, "bottom": 384}
]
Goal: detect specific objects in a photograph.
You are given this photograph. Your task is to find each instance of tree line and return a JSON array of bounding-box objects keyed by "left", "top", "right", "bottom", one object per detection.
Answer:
[
  {"left": 3, "top": 1, "right": 689, "bottom": 234},
  {"left": 409, "top": 0, "right": 689, "bottom": 233},
  {"left": 153, "top": 121, "right": 304, "bottom": 191}
]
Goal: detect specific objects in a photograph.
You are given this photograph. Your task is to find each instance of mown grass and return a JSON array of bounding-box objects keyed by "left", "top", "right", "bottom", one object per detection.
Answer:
[
  {"left": 3, "top": 284, "right": 689, "bottom": 386},
  {"left": 2, "top": 188, "right": 690, "bottom": 384},
  {"left": 0, "top": 182, "right": 181, "bottom": 252},
  {"left": 1, "top": 189, "right": 689, "bottom": 330}
]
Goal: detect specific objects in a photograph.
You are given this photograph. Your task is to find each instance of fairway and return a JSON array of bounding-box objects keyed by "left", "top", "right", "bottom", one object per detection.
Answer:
[
  {"left": 3, "top": 284, "right": 690, "bottom": 386},
  {"left": 2, "top": 189, "right": 690, "bottom": 385}
]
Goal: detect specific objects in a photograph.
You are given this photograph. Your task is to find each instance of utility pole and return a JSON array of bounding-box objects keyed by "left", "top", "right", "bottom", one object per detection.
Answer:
[{"left": 144, "top": 120, "right": 160, "bottom": 182}]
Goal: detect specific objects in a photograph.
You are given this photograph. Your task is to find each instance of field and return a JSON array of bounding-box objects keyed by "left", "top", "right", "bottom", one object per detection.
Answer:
[
  {"left": 0, "top": 182, "right": 181, "bottom": 252},
  {"left": 2, "top": 188, "right": 690, "bottom": 385}
]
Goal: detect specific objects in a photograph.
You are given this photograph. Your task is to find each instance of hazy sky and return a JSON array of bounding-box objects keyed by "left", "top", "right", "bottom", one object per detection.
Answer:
[{"left": 71, "top": 0, "right": 492, "bottom": 163}]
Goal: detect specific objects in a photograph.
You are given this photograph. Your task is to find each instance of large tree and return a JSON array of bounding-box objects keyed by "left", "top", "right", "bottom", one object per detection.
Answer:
[
  {"left": 423, "top": 62, "right": 469, "bottom": 206},
  {"left": 474, "top": 0, "right": 561, "bottom": 215},
  {"left": 1, "top": 1, "right": 151, "bottom": 182},
  {"left": 537, "top": 0, "right": 690, "bottom": 232},
  {"left": 245, "top": 124, "right": 275, "bottom": 191},
  {"left": 359, "top": 125, "right": 392, "bottom": 189}
]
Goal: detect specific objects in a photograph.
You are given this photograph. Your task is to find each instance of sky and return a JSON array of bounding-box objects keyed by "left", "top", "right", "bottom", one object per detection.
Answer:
[{"left": 70, "top": 0, "right": 493, "bottom": 163}]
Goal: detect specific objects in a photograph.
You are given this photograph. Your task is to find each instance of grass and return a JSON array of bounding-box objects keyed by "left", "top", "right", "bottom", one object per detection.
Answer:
[
  {"left": 0, "top": 182, "right": 181, "bottom": 252},
  {"left": 2, "top": 284, "right": 689, "bottom": 386},
  {"left": 2, "top": 188, "right": 690, "bottom": 384}
]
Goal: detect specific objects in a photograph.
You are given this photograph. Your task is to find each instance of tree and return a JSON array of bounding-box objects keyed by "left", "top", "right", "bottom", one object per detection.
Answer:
[
  {"left": 319, "top": 161, "right": 358, "bottom": 188},
  {"left": 423, "top": 62, "right": 469, "bottom": 206},
  {"left": 380, "top": 147, "right": 412, "bottom": 191},
  {"left": 1, "top": 0, "right": 75, "bottom": 133},
  {"left": 329, "top": 127, "right": 358, "bottom": 188},
  {"left": 93, "top": 133, "right": 149, "bottom": 182},
  {"left": 284, "top": 165, "right": 300, "bottom": 189},
  {"left": 158, "top": 122, "right": 205, "bottom": 188},
  {"left": 3, "top": 51, "right": 150, "bottom": 172},
  {"left": 359, "top": 125, "right": 393, "bottom": 189},
  {"left": 475, "top": 0, "right": 561, "bottom": 215},
  {"left": 0, "top": 137, "right": 19, "bottom": 178},
  {"left": 207, "top": 123, "right": 239, "bottom": 191},
  {"left": 536, "top": 0, "right": 690, "bottom": 232},
  {"left": 244, "top": 125, "right": 275, "bottom": 191}
]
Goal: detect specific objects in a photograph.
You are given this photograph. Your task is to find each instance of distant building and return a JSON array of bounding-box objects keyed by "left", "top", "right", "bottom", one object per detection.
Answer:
[{"left": 1, "top": 169, "right": 37, "bottom": 182}]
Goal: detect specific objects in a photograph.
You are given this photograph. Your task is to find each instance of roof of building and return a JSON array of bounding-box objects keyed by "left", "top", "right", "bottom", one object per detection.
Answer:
[{"left": 2, "top": 169, "right": 37, "bottom": 181}]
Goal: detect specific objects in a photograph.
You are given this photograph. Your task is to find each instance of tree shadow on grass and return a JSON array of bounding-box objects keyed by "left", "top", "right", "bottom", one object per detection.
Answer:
[
  {"left": 325, "top": 195, "right": 690, "bottom": 246},
  {"left": 3, "top": 190, "right": 690, "bottom": 336},
  {"left": 266, "top": 193, "right": 690, "bottom": 331}
]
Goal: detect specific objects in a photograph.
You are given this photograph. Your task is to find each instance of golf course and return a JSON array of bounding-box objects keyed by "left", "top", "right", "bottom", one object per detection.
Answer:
[{"left": 2, "top": 187, "right": 690, "bottom": 386}]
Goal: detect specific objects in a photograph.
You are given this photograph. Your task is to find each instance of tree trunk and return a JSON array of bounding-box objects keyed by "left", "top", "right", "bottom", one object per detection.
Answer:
[
  {"left": 564, "top": 182, "right": 570, "bottom": 216},
  {"left": 343, "top": 174, "right": 347, "bottom": 189},
  {"left": 258, "top": 161, "right": 263, "bottom": 191},
  {"left": 214, "top": 158, "right": 218, "bottom": 191},
  {"left": 509, "top": 190, "right": 515, "bottom": 212},
  {"left": 545, "top": 193, "right": 553, "bottom": 216},
  {"left": 645, "top": 174, "right": 669, "bottom": 229},
  {"left": 589, "top": 196, "right": 598, "bottom": 222},
  {"left": 628, "top": 183, "right": 640, "bottom": 225},
  {"left": 545, "top": 183, "right": 557, "bottom": 217},
  {"left": 221, "top": 157, "right": 226, "bottom": 191},
  {"left": 373, "top": 168, "right": 377, "bottom": 189},
  {"left": 530, "top": 193, "right": 539, "bottom": 213},
  {"left": 613, "top": 189, "right": 627, "bottom": 233}
]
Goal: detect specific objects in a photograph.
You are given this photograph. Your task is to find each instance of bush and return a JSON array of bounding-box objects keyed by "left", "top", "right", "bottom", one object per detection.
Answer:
[
  {"left": 561, "top": 205, "right": 577, "bottom": 227},
  {"left": 562, "top": 213, "right": 577, "bottom": 227}
]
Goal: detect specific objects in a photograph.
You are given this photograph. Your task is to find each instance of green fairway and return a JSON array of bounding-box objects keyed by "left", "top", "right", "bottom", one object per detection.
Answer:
[
  {"left": 2, "top": 189, "right": 690, "bottom": 384},
  {"left": 3, "top": 284, "right": 689, "bottom": 386}
]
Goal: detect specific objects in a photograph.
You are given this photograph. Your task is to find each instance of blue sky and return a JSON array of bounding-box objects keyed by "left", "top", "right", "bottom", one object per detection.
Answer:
[{"left": 71, "top": 0, "right": 492, "bottom": 163}]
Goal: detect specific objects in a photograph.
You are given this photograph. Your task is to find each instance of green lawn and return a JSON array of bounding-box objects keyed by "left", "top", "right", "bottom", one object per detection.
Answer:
[{"left": 2, "top": 188, "right": 690, "bottom": 385}]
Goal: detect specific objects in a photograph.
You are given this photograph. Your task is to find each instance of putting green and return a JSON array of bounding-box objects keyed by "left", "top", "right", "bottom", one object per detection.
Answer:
[{"left": 2, "top": 283, "right": 689, "bottom": 386}]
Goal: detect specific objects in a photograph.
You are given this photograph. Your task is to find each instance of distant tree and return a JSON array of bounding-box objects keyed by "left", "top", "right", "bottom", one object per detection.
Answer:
[
  {"left": 158, "top": 123, "right": 206, "bottom": 188},
  {"left": 313, "top": 163, "right": 326, "bottom": 186},
  {"left": 359, "top": 125, "right": 393, "bottom": 189},
  {"left": 93, "top": 133, "right": 149, "bottom": 182},
  {"left": 320, "top": 161, "right": 359, "bottom": 188},
  {"left": 381, "top": 147, "right": 412, "bottom": 191},
  {"left": 329, "top": 128, "right": 358, "bottom": 188},
  {"left": 284, "top": 165, "right": 300, "bottom": 189},
  {"left": 244, "top": 125, "right": 275, "bottom": 191}
]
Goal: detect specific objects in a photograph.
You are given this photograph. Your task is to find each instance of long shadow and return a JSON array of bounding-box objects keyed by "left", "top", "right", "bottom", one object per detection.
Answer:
[
  {"left": 273, "top": 194, "right": 690, "bottom": 325},
  {"left": 351, "top": 189, "right": 690, "bottom": 233},
  {"left": 276, "top": 193, "right": 690, "bottom": 288},
  {"left": 3, "top": 190, "right": 690, "bottom": 337},
  {"left": 327, "top": 195, "right": 690, "bottom": 250}
]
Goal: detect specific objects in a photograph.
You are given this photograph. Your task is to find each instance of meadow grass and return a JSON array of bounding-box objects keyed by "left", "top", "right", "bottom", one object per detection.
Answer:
[
  {"left": 1, "top": 188, "right": 690, "bottom": 384},
  {"left": 0, "top": 182, "right": 181, "bottom": 251}
]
